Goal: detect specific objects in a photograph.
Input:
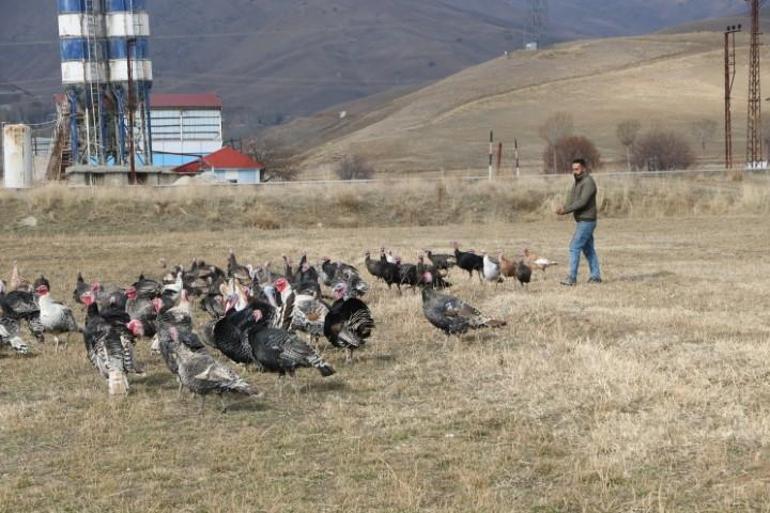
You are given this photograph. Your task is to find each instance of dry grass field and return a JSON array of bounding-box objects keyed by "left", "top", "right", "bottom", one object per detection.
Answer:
[{"left": 2, "top": 178, "right": 770, "bottom": 512}]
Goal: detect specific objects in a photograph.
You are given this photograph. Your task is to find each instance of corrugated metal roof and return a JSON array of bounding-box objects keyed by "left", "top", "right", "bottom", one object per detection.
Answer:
[
  {"left": 174, "top": 146, "right": 264, "bottom": 174},
  {"left": 150, "top": 93, "right": 222, "bottom": 108}
]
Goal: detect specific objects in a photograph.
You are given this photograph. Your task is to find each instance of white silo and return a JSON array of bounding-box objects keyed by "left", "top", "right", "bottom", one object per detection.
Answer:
[{"left": 3, "top": 124, "right": 34, "bottom": 189}]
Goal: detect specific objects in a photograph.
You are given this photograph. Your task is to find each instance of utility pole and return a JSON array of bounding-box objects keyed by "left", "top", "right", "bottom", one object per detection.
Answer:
[
  {"left": 746, "top": 0, "right": 763, "bottom": 168},
  {"left": 488, "top": 130, "right": 494, "bottom": 181},
  {"left": 725, "top": 24, "right": 741, "bottom": 169},
  {"left": 127, "top": 37, "right": 137, "bottom": 185},
  {"left": 527, "top": 0, "right": 549, "bottom": 47},
  {"left": 513, "top": 138, "right": 520, "bottom": 177}
]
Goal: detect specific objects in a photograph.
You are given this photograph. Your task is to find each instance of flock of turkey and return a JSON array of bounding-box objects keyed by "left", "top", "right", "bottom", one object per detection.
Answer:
[{"left": 0, "top": 243, "right": 558, "bottom": 411}]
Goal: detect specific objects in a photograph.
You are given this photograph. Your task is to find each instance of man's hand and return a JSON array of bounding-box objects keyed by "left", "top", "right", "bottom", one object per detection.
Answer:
[{"left": 555, "top": 206, "right": 565, "bottom": 215}]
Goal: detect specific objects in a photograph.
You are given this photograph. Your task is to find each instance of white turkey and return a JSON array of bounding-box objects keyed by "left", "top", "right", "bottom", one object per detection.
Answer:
[
  {"left": 482, "top": 251, "right": 503, "bottom": 285},
  {"left": 36, "top": 284, "right": 79, "bottom": 348}
]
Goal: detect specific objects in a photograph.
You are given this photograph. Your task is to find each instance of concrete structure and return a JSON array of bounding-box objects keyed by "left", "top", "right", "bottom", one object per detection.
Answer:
[
  {"left": 65, "top": 165, "right": 177, "bottom": 186},
  {"left": 174, "top": 146, "right": 263, "bottom": 184},
  {"left": 151, "top": 93, "right": 223, "bottom": 166},
  {"left": 57, "top": 0, "right": 153, "bottom": 167},
  {"left": 3, "top": 124, "right": 34, "bottom": 189}
]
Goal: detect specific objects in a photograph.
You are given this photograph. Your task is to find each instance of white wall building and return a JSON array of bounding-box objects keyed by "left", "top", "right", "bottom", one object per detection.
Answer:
[{"left": 150, "top": 92, "right": 223, "bottom": 166}]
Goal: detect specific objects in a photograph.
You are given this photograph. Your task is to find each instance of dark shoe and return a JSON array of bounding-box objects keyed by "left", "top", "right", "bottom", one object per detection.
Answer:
[
  {"left": 587, "top": 277, "right": 602, "bottom": 284},
  {"left": 560, "top": 277, "right": 576, "bottom": 286}
]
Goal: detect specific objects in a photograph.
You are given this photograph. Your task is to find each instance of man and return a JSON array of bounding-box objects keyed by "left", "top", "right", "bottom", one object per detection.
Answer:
[{"left": 556, "top": 158, "right": 601, "bottom": 285}]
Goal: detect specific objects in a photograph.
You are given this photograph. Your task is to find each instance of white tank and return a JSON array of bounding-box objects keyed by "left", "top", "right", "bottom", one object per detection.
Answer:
[{"left": 3, "top": 124, "right": 34, "bottom": 189}]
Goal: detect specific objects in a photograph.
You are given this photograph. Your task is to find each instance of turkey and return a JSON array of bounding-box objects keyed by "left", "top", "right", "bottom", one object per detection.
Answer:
[
  {"left": 163, "top": 325, "right": 261, "bottom": 413},
  {"left": 287, "top": 254, "right": 322, "bottom": 298},
  {"left": 0, "top": 316, "right": 30, "bottom": 354},
  {"left": 73, "top": 272, "right": 90, "bottom": 304},
  {"left": 383, "top": 248, "right": 398, "bottom": 264},
  {"left": 125, "top": 285, "right": 158, "bottom": 338},
  {"left": 203, "top": 297, "right": 263, "bottom": 364},
  {"left": 131, "top": 275, "right": 162, "bottom": 299},
  {"left": 153, "top": 290, "right": 207, "bottom": 360},
  {"left": 482, "top": 251, "right": 503, "bottom": 285},
  {"left": 161, "top": 271, "right": 184, "bottom": 303},
  {"left": 378, "top": 251, "right": 402, "bottom": 292},
  {"left": 397, "top": 256, "right": 421, "bottom": 292},
  {"left": 36, "top": 284, "right": 79, "bottom": 348},
  {"left": 523, "top": 248, "right": 559, "bottom": 276},
  {"left": 515, "top": 260, "right": 533, "bottom": 288},
  {"left": 0, "top": 280, "right": 44, "bottom": 343},
  {"left": 324, "top": 282, "right": 375, "bottom": 363},
  {"left": 10, "top": 261, "right": 32, "bottom": 292},
  {"left": 81, "top": 292, "right": 144, "bottom": 395},
  {"left": 452, "top": 241, "right": 484, "bottom": 281},
  {"left": 243, "top": 317, "right": 336, "bottom": 385},
  {"left": 425, "top": 250, "right": 456, "bottom": 271},
  {"left": 415, "top": 254, "right": 452, "bottom": 290},
  {"left": 330, "top": 267, "right": 369, "bottom": 298},
  {"left": 227, "top": 249, "right": 252, "bottom": 285},
  {"left": 421, "top": 280, "right": 507, "bottom": 336},
  {"left": 200, "top": 281, "right": 228, "bottom": 320},
  {"left": 364, "top": 251, "right": 384, "bottom": 282},
  {"left": 273, "top": 278, "right": 328, "bottom": 344},
  {"left": 91, "top": 281, "right": 127, "bottom": 311},
  {"left": 320, "top": 257, "right": 360, "bottom": 288}
]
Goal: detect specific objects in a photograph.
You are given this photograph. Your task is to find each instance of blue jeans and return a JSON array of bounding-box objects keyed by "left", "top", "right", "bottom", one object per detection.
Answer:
[{"left": 568, "top": 221, "right": 601, "bottom": 281}]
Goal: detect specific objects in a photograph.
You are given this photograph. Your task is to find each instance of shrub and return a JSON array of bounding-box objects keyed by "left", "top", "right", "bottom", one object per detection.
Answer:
[
  {"left": 543, "top": 135, "right": 601, "bottom": 174},
  {"left": 334, "top": 155, "right": 375, "bottom": 180},
  {"left": 631, "top": 130, "right": 694, "bottom": 171}
]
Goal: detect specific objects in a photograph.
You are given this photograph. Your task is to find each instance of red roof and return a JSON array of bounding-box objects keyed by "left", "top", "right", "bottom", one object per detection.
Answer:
[
  {"left": 174, "top": 147, "right": 264, "bottom": 174},
  {"left": 150, "top": 93, "right": 222, "bottom": 109}
]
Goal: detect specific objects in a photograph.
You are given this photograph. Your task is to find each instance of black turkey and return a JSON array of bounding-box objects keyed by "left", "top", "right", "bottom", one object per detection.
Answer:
[
  {"left": 425, "top": 250, "right": 456, "bottom": 271},
  {"left": 73, "top": 272, "right": 90, "bottom": 304},
  {"left": 125, "top": 285, "right": 158, "bottom": 338},
  {"left": 324, "top": 282, "right": 375, "bottom": 363},
  {"left": 81, "top": 292, "right": 144, "bottom": 395},
  {"left": 243, "top": 314, "right": 335, "bottom": 381},
  {"left": 515, "top": 260, "right": 533, "bottom": 287},
  {"left": 452, "top": 241, "right": 484, "bottom": 281},
  {"left": 421, "top": 282, "right": 506, "bottom": 336}
]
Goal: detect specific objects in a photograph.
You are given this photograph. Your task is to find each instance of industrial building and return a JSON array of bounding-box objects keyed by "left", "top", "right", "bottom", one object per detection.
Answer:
[{"left": 150, "top": 93, "right": 223, "bottom": 166}]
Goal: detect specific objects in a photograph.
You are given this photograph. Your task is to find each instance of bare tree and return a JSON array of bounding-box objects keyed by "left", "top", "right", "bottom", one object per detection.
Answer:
[
  {"left": 538, "top": 112, "right": 574, "bottom": 173},
  {"left": 543, "top": 135, "right": 601, "bottom": 174},
  {"left": 334, "top": 155, "right": 375, "bottom": 180},
  {"left": 690, "top": 119, "right": 718, "bottom": 155},
  {"left": 245, "top": 141, "right": 298, "bottom": 182},
  {"left": 616, "top": 119, "right": 641, "bottom": 171},
  {"left": 632, "top": 130, "right": 694, "bottom": 171}
]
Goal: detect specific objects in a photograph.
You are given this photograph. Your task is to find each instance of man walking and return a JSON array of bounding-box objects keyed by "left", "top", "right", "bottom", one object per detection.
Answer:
[{"left": 556, "top": 158, "right": 601, "bottom": 285}]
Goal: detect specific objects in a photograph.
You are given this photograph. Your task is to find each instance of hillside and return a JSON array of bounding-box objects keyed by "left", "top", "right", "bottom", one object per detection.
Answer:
[
  {"left": 261, "top": 30, "right": 767, "bottom": 175},
  {"left": 0, "top": 1, "right": 742, "bottom": 135}
]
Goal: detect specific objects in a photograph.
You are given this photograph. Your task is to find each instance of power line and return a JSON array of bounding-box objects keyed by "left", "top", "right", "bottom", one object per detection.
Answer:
[{"left": 0, "top": 23, "right": 528, "bottom": 48}]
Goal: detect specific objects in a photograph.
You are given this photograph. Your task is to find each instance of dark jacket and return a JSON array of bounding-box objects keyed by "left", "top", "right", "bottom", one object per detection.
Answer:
[{"left": 564, "top": 173, "right": 597, "bottom": 221}]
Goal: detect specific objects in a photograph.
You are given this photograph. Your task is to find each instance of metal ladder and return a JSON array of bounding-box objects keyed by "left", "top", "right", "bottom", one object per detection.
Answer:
[{"left": 84, "top": 0, "right": 104, "bottom": 165}]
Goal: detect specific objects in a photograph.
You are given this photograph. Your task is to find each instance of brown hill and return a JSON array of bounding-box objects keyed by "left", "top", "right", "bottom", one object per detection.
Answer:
[
  {"left": 262, "top": 31, "right": 766, "bottom": 175},
  {"left": 0, "top": 1, "right": 741, "bottom": 135}
]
